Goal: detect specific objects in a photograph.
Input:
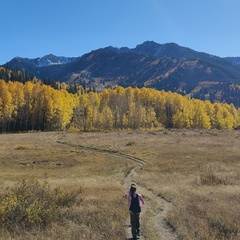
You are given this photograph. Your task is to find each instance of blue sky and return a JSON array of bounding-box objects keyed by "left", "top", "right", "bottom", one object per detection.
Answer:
[{"left": 1, "top": 0, "right": 240, "bottom": 64}]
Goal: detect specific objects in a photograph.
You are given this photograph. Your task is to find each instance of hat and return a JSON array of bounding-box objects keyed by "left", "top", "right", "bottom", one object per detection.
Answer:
[{"left": 131, "top": 182, "right": 136, "bottom": 187}]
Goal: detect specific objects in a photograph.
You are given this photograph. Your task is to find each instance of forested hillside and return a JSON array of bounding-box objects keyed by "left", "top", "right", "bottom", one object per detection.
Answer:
[
  {"left": 0, "top": 67, "right": 239, "bottom": 132},
  {"left": 0, "top": 67, "right": 81, "bottom": 94},
  {"left": 4, "top": 41, "right": 240, "bottom": 107}
]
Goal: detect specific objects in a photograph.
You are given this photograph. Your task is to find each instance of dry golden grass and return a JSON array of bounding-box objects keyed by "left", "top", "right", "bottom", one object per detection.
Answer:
[
  {"left": 0, "top": 132, "right": 131, "bottom": 239},
  {"left": 0, "top": 130, "right": 240, "bottom": 239}
]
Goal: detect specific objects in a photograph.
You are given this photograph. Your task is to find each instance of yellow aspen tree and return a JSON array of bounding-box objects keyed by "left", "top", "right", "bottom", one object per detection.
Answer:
[
  {"left": 99, "top": 105, "right": 113, "bottom": 130},
  {"left": 31, "top": 83, "right": 43, "bottom": 130},
  {"left": 213, "top": 103, "right": 228, "bottom": 129},
  {"left": 139, "top": 106, "right": 147, "bottom": 129},
  {"left": 58, "top": 90, "right": 77, "bottom": 130},
  {"left": 7, "top": 81, "right": 25, "bottom": 130},
  {"left": 115, "top": 87, "right": 128, "bottom": 130},
  {"left": 164, "top": 94, "right": 175, "bottom": 128},
  {"left": 191, "top": 99, "right": 211, "bottom": 129},
  {"left": 135, "top": 88, "right": 157, "bottom": 129},
  {"left": 220, "top": 104, "right": 235, "bottom": 130},
  {"left": 224, "top": 103, "right": 239, "bottom": 128},
  {"left": 74, "top": 94, "right": 91, "bottom": 131},
  {"left": 131, "top": 88, "right": 143, "bottom": 129},
  {"left": 108, "top": 88, "right": 122, "bottom": 129},
  {"left": 131, "top": 88, "right": 154, "bottom": 130},
  {"left": 124, "top": 87, "right": 135, "bottom": 129},
  {"left": 50, "top": 89, "right": 63, "bottom": 130},
  {"left": 87, "top": 92, "right": 100, "bottom": 130},
  {"left": 204, "top": 100, "right": 215, "bottom": 129},
  {"left": 38, "top": 85, "right": 54, "bottom": 130},
  {"left": 133, "top": 101, "right": 143, "bottom": 130},
  {"left": 99, "top": 89, "right": 111, "bottom": 109},
  {"left": 144, "top": 105, "right": 157, "bottom": 129},
  {"left": 23, "top": 81, "right": 34, "bottom": 130},
  {"left": 212, "top": 102, "right": 237, "bottom": 130},
  {"left": 153, "top": 90, "right": 167, "bottom": 127},
  {"left": 172, "top": 94, "right": 190, "bottom": 128},
  {"left": 0, "top": 80, "right": 13, "bottom": 131}
]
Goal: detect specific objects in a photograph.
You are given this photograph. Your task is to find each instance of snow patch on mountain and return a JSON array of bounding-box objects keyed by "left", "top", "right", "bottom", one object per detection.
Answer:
[{"left": 36, "top": 54, "right": 76, "bottom": 68}]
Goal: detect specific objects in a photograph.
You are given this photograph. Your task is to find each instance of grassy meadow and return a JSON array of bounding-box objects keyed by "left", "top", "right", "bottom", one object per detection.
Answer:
[{"left": 0, "top": 130, "right": 240, "bottom": 239}]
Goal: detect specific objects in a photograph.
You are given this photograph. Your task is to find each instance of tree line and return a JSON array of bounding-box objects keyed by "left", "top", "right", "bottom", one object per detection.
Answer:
[
  {"left": 0, "top": 79, "right": 239, "bottom": 133},
  {"left": 0, "top": 67, "right": 83, "bottom": 94}
]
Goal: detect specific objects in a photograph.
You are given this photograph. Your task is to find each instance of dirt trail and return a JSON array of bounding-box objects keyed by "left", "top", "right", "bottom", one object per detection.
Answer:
[
  {"left": 124, "top": 161, "right": 179, "bottom": 240},
  {"left": 56, "top": 139, "right": 179, "bottom": 240}
]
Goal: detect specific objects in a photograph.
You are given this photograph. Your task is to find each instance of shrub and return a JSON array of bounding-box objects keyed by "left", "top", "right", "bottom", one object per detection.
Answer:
[
  {"left": 200, "top": 164, "right": 227, "bottom": 185},
  {"left": 208, "top": 217, "right": 229, "bottom": 233},
  {"left": 0, "top": 179, "right": 82, "bottom": 230},
  {"left": 207, "top": 216, "right": 238, "bottom": 238}
]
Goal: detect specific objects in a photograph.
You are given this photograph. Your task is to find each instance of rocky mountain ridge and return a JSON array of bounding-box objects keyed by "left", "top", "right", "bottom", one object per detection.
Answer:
[
  {"left": 10, "top": 54, "right": 76, "bottom": 68},
  {"left": 2, "top": 41, "right": 240, "bottom": 107}
]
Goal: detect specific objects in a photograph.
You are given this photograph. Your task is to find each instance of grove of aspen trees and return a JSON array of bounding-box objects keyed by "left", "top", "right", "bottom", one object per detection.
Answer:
[{"left": 0, "top": 78, "right": 239, "bottom": 132}]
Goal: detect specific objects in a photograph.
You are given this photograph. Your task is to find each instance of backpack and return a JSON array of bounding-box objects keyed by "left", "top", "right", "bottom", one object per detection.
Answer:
[{"left": 129, "top": 194, "right": 141, "bottom": 213}]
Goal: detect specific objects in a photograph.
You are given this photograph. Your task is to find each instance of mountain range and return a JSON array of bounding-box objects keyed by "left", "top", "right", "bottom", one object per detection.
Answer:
[{"left": 2, "top": 41, "right": 240, "bottom": 107}]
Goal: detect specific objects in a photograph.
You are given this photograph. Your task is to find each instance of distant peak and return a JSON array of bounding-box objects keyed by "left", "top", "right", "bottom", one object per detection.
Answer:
[
  {"left": 136, "top": 41, "right": 180, "bottom": 50},
  {"left": 13, "top": 56, "right": 28, "bottom": 61},
  {"left": 40, "top": 54, "right": 57, "bottom": 58},
  {"left": 36, "top": 55, "right": 75, "bottom": 68},
  {"left": 136, "top": 41, "right": 161, "bottom": 49},
  {"left": 97, "top": 46, "right": 119, "bottom": 53}
]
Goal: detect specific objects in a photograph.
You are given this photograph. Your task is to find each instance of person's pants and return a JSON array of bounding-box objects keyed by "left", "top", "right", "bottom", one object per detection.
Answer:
[{"left": 130, "top": 212, "right": 140, "bottom": 237}]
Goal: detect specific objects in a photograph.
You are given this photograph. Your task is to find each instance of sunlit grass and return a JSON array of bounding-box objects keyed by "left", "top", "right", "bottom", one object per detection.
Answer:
[{"left": 0, "top": 130, "right": 240, "bottom": 239}]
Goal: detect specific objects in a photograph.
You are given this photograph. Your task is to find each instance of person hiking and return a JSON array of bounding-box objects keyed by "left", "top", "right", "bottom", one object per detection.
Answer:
[{"left": 128, "top": 184, "right": 145, "bottom": 239}]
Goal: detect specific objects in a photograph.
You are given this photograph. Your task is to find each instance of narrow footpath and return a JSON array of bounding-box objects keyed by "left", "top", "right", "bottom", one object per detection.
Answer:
[{"left": 56, "top": 139, "right": 179, "bottom": 240}]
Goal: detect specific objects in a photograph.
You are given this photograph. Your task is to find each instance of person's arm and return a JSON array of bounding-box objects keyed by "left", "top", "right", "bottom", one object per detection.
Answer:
[
  {"left": 127, "top": 194, "right": 131, "bottom": 206},
  {"left": 125, "top": 189, "right": 130, "bottom": 197},
  {"left": 138, "top": 194, "right": 145, "bottom": 205}
]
